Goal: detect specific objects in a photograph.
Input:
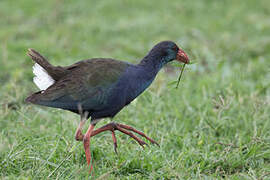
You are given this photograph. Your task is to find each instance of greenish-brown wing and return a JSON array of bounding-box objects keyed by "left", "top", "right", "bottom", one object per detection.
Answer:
[{"left": 26, "top": 58, "right": 129, "bottom": 111}]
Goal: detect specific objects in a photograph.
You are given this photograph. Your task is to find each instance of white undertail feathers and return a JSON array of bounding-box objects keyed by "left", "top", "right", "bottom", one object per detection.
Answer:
[{"left": 33, "top": 63, "right": 55, "bottom": 90}]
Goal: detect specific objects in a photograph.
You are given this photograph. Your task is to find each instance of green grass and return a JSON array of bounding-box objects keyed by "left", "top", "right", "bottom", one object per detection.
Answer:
[{"left": 1, "top": 0, "right": 270, "bottom": 179}]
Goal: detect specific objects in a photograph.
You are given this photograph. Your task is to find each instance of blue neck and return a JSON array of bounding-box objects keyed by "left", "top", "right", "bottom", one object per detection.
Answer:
[
  {"left": 137, "top": 54, "right": 168, "bottom": 74},
  {"left": 123, "top": 56, "right": 166, "bottom": 100}
]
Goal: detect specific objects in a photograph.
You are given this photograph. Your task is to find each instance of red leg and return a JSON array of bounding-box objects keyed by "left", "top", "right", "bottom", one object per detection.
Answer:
[
  {"left": 83, "top": 124, "right": 95, "bottom": 173},
  {"left": 75, "top": 119, "right": 86, "bottom": 141},
  {"left": 74, "top": 112, "right": 88, "bottom": 141}
]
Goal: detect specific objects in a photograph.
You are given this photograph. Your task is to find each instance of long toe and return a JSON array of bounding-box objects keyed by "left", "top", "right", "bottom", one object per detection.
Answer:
[
  {"left": 117, "top": 123, "right": 159, "bottom": 147},
  {"left": 115, "top": 125, "right": 148, "bottom": 148},
  {"left": 111, "top": 131, "right": 118, "bottom": 154}
]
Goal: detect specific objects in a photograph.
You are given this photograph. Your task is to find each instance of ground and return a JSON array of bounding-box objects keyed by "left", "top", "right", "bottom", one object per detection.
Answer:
[{"left": 0, "top": 0, "right": 270, "bottom": 179}]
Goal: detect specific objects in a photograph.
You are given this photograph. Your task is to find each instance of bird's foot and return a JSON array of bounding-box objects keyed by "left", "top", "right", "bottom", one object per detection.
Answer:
[
  {"left": 75, "top": 121, "right": 159, "bottom": 153},
  {"left": 90, "top": 122, "right": 159, "bottom": 153}
]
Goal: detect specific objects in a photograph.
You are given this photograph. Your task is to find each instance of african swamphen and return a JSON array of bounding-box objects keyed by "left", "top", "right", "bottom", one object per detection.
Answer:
[{"left": 26, "top": 41, "right": 189, "bottom": 172}]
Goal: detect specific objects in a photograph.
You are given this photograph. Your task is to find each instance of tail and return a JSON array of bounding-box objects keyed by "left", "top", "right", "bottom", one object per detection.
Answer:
[
  {"left": 26, "top": 48, "right": 69, "bottom": 103},
  {"left": 27, "top": 49, "right": 67, "bottom": 81},
  {"left": 27, "top": 48, "right": 54, "bottom": 72}
]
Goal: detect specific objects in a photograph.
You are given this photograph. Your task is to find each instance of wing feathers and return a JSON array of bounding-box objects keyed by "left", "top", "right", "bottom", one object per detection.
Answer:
[{"left": 26, "top": 58, "right": 129, "bottom": 112}]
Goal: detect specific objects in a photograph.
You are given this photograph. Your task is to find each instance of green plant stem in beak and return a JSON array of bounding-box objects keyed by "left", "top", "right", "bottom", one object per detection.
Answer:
[{"left": 176, "top": 63, "right": 186, "bottom": 89}]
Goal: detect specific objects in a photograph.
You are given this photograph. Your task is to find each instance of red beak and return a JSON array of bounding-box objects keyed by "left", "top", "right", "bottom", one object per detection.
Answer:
[{"left": 176, "top": 49, "right": 189, "bottom": 64}]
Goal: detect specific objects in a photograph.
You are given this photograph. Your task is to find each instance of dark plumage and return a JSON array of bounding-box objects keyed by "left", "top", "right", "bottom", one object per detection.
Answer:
[{"left": 26, "top": 41, "right": 189, "bottom": 173}]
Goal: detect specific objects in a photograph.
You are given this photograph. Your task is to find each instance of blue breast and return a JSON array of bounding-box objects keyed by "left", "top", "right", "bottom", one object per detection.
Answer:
[{"left": 120, "top": 65, "right": 158, "bottom": 104}]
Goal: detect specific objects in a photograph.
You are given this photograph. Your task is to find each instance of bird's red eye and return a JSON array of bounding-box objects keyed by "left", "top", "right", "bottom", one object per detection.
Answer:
[{"left": 173, "top": 46, "right": 178, "bottom": 51}]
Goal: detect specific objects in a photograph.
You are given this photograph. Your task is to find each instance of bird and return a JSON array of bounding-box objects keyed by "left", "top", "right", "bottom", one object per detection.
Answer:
[{"left": 25, "top": 41, "right": 189, "bottom": 172}]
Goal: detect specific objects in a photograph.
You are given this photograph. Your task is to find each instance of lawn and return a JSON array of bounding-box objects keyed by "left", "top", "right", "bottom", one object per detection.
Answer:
[{"left": 1, "top": 0, "right": 270, "bottom": 179}]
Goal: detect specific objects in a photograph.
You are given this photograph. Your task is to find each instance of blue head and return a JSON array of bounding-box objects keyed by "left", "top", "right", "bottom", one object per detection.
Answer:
[{"left": 141, "top": 41, "right": 189, "bottom": 68}]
